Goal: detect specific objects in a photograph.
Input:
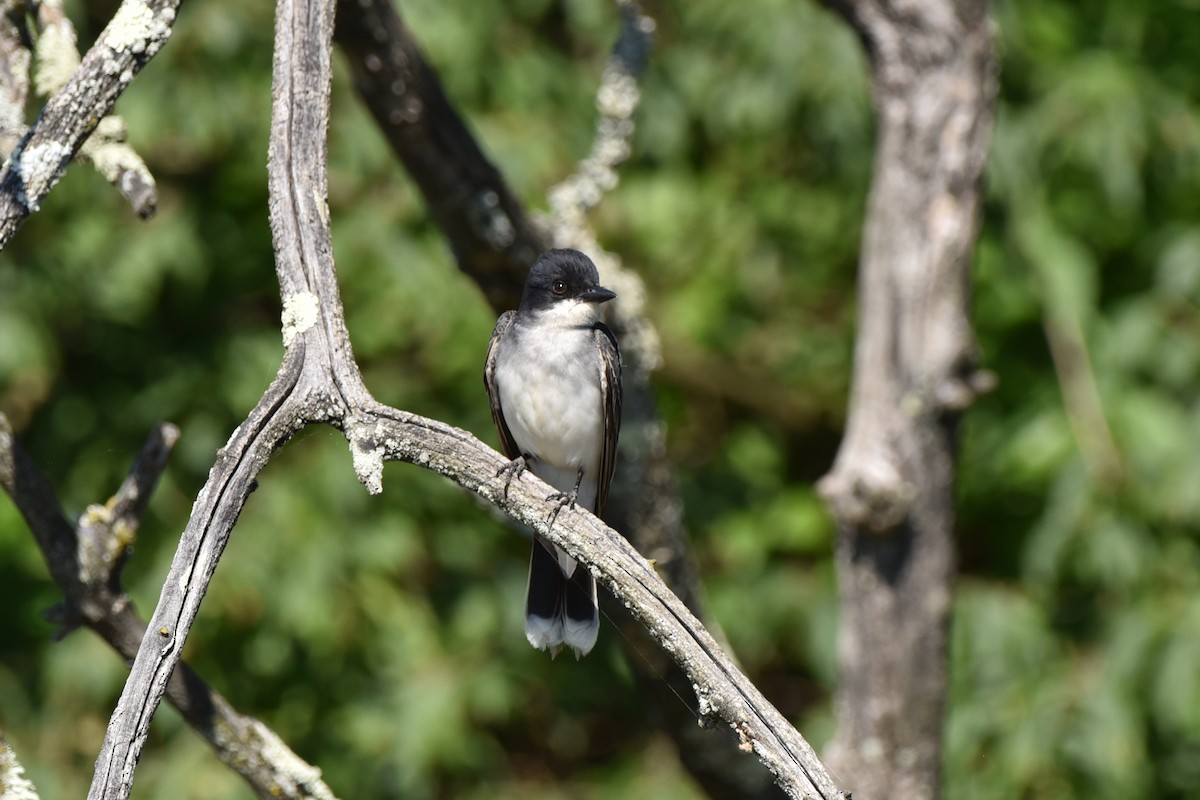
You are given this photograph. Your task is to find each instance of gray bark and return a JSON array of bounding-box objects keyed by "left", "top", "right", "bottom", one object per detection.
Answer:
[{"left": 817, "top": 1, "right": 997, "bottom": 798}]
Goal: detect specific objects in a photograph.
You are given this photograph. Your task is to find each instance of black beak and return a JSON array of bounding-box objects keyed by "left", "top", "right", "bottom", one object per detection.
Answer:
[{"left": 579, "top": 285, "right": 616, "bottom": 304}]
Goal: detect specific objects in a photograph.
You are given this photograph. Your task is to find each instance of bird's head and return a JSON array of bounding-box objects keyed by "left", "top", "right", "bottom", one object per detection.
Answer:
[{"left": 519, "top": 249, "right": 616, "bottom": 321}]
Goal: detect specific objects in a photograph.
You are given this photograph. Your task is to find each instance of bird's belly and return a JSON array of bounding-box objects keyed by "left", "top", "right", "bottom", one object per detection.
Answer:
[{"left": 500, "top": 361, "right": 603, "bottom": 479}]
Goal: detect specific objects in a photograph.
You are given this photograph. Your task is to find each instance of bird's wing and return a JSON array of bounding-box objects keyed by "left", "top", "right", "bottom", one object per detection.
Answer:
[
  {"left": 483, "top": 311, "right": 522, "bottom": 460},
  {"left": 593, "top": 321, "right": 622, "bottom": 517}
]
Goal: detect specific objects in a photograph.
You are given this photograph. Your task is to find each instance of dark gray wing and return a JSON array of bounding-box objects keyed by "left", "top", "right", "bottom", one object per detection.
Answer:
[
  {"left": 593, "top": 321, "right": 622, "bottom": 517},
  {"left": 483, "top": 311, "right": 522, "bottom": 460}
]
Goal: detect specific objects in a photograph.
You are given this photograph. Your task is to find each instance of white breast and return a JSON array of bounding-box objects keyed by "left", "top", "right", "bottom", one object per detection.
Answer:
[{"left": 495, "top": 307, "right": 605, "bottom": 507}]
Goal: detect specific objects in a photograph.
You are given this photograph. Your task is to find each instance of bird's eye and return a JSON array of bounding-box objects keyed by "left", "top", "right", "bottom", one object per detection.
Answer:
[{"left": 551, "top": 280, "right": 567, "bottom": 295}]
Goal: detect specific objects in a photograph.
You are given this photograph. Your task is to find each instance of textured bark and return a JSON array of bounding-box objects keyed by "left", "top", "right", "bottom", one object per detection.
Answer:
[
  {"left": 83, "top": 0, "right": 844, "bottom": 798},
  {"left": 816, "top": 2, "right": 997, "bottom": 799}
]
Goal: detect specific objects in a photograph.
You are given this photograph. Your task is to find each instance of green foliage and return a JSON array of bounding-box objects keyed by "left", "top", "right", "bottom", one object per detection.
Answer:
[
  {"left": 1, "top": 0, "right": 1199, "bottom": 797},
  {"left": 952, "top": 1, "right": 1200, "bottom": 797}
]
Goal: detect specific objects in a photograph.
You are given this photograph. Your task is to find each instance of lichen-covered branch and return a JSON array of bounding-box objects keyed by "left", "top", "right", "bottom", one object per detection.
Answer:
[
  {"left": 538, "top": 10, "right": 783, "bottom": 794},
  {"left": 0, "top": 0, "right": 174, "bottom": 247},
  {"left": 546, "top": 1, "right": 653, "bottom": 243},
  {"left": 30, "top": 0, "right": 157, "bottom": 217},
  {"left": 84, "top": 0, "right": 844, "bottom": 797},
  {"left": 0, "top": 1, "right": 30, "bottom": 156},
  {"left": 0, "top": 731, "right": 40, "bottom": 800},
  {"left": 816, "top": 1, "right": 997, "bottom": 798},
  {"left": 0, "top": 415, "right": 340, "bottom": 800}
]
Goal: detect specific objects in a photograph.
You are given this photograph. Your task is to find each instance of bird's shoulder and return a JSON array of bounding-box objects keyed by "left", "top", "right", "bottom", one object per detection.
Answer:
[
  {"left": 592, "top": 320, "right": 619, "bottom": 355},
  {"left": 489, "top": 310, "right": 518, "bottom": 340}
]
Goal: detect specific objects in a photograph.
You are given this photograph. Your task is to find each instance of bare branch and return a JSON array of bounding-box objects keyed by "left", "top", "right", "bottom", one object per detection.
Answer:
[
  {"left": 83, "top": 0, "right": 844, "bottom": 797},
  {"left": 0, "top": 414, "right": 341, "bottom": 800},
  {"left": 353, "top": 406, "right": 845, "bottom": 800},
  {"left": 0, "top": 0, "right": 174, "bottom": 247}
]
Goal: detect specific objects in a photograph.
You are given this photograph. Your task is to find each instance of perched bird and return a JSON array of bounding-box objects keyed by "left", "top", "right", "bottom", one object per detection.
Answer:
[{"left": 484, "top": 249, "right": 622, "bottom": 658}]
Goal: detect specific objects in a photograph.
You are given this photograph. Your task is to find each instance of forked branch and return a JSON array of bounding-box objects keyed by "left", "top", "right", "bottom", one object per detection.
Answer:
[
  {"left": 0, "top": 415, "right": 338, "bottom": 800},
  {"left": 85, "top": 0, "right": 844, "bottom": 798}
]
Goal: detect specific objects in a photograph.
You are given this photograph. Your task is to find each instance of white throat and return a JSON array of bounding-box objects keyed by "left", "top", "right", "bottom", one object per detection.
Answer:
[{"left": 531, "top": 298, "right": 601, "bottom": 329}]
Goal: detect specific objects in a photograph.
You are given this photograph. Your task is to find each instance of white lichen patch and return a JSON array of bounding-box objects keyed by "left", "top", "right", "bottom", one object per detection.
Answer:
[
  {"left": 34, "top": 21, "right": 81, "bottom": 97},
  {"left": 252, "top": 720, "right": 334, "bottom": 799},
  {"left": 104, "top": 0, "right": 167, "bottom": 56},
  {"left": 694, "top": 684, "right": 713, "bottom": 718},
  {"left": 79, "top": 502, "right": 115, "bottom": 528},
  {"left": 280, "top": 291, "right": 319, "bottom": 346},
  {"left": 0, "top": 49, "right": 29, "bottom": 134},
  {"left": 351, "top": 436, "right": 385, "bottom": 495},
  {"left": 596, "top": 70, "right": 640, "bottom": 119},
  {"left": 0, "top": 734, "right": 41, "bottom": 800},
  {"left": 16, "top": 141, "right": 72, "bottom": 211}
]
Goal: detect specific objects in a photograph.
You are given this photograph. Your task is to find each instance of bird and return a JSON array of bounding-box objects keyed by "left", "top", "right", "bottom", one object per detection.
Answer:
[{"left": 484, "top": 248, "right": 622, "bottom": 658}]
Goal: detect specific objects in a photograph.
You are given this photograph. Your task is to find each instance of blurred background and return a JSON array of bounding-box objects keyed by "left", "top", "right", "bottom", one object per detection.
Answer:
[{"left": 2, "top": 0, "right": 1199, "bottom": 797}]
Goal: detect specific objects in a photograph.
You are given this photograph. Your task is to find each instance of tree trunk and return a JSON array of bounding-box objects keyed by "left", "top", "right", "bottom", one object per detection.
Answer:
[{"left": 817, "top": 2, "right": 997, "bottom": 798}]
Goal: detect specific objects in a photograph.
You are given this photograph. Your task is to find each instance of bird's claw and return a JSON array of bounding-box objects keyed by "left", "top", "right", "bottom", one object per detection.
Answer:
[
  {"left": 545, "top": 488, "right": 579, "bottom": 526},
  {"left": 496, "top": 456, "right": 527, "bottom": 499},
  {"left": 546, "top": 469, "right": 585, "bottom": 527}
]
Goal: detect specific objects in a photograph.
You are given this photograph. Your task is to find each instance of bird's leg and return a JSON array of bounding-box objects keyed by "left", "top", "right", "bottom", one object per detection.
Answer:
[
  {"left": 496, "top": 454, "right": 529, "bottom": 499},
  {"left": 547, "top": 468, "right": 585, "bottom": 526}
]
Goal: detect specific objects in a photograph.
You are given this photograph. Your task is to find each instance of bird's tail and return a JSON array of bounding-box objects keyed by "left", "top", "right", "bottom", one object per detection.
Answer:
[{"left": 525, "top": 534, "right": 599, "bottom": 658}]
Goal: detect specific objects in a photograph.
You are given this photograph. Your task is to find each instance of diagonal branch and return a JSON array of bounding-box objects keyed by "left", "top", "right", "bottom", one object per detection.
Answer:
[
  {"left": 0, "top": 0, "right": 176, "bottom": 248},
  {"left": 0, "top": 415, "right": 339, "bottom": 800},
  {"left": 333, "top": 0, "right": 541, "bottom": 310},
  {"left": 27, "top": 0, "right": 157, "bottom": 217},
  {"left": 334, "top": 5, "right": 789, "bottom": 796},
  {"left": 85, "top": 0, "right": 845, "bottom": 798}
]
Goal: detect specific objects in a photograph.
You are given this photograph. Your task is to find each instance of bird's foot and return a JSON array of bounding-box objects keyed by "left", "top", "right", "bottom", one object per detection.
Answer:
[
  {"left": 546, "top": 469, "right": 584, "bottom": 526},
  {"left": 496, "top": 455, "right": 528, "bottom": 499},
  {"left": 545, "top": 488, "right": 579, "bottom": 526}
]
